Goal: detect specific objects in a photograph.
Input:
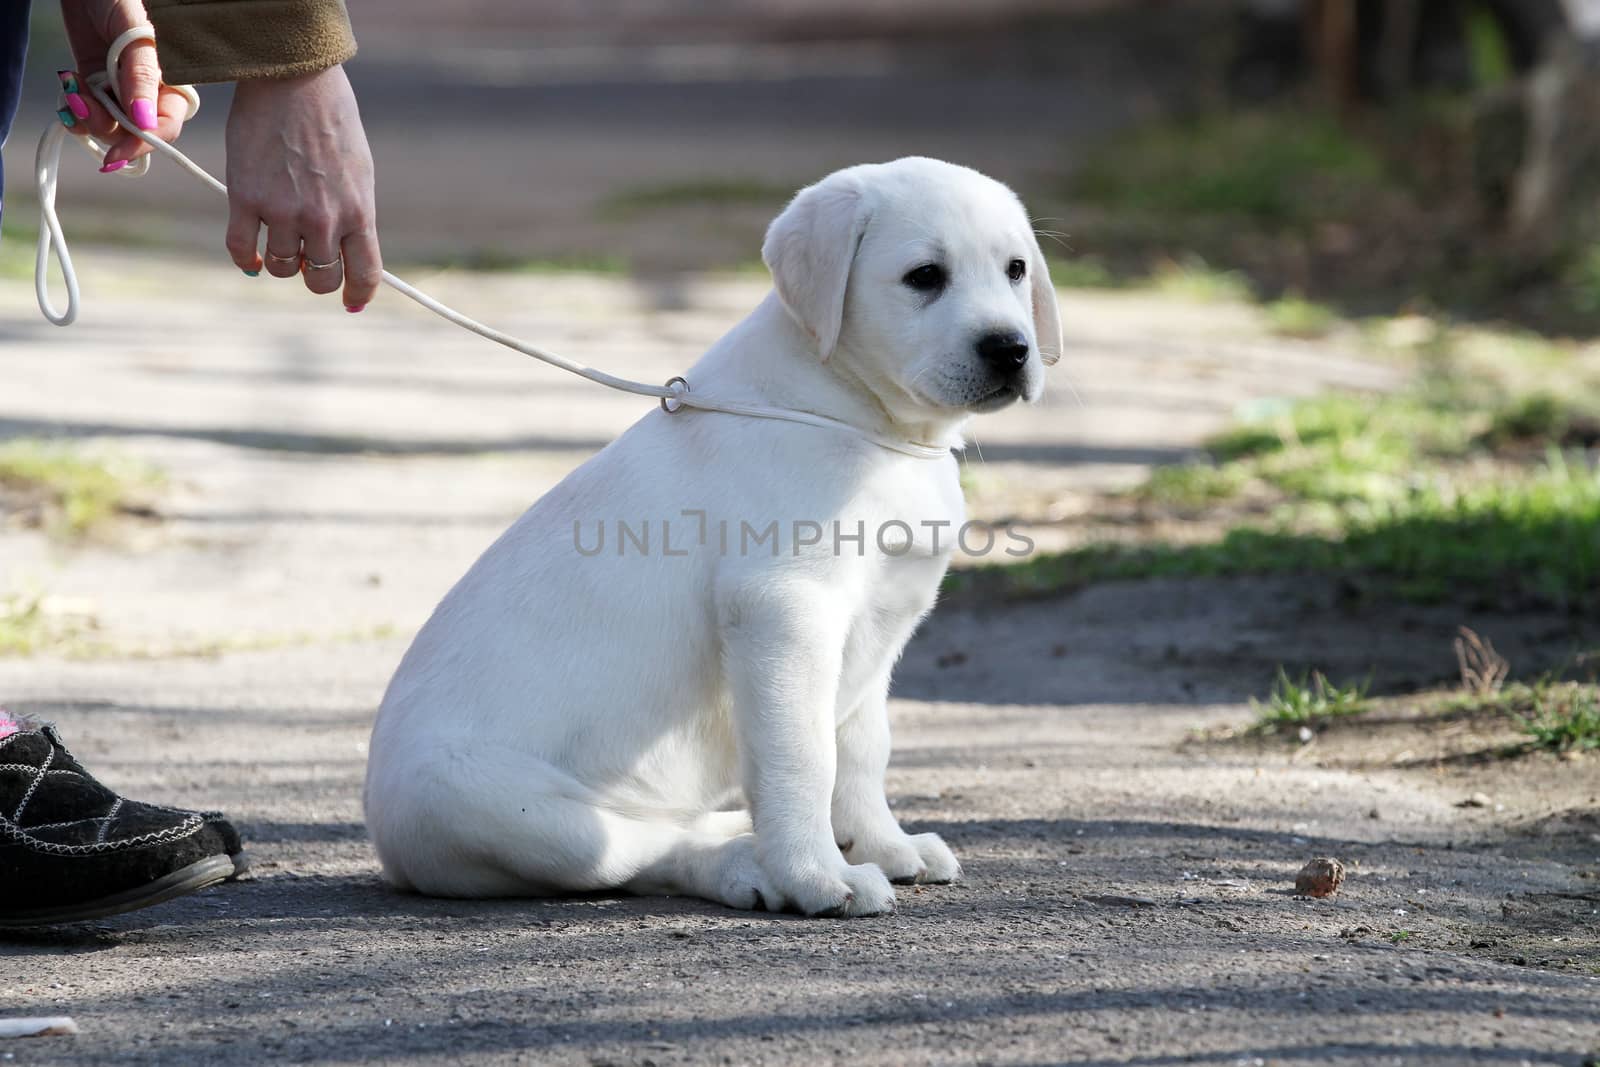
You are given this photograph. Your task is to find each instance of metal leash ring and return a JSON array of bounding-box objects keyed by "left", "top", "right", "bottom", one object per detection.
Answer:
[{"left": 660, "top": 376, "right": 689, "bottom": 414}]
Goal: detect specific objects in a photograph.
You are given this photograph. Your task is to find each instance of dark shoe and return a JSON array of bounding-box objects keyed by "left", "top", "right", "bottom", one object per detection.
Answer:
[{"left": 0, "top": 718, "right": 246, "bottom": 927}]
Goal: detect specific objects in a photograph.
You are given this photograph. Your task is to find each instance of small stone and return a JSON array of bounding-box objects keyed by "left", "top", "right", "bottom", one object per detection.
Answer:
[
  {"left": 1295, "top": 857, "right": 1346, "bottom": 898},
  {"left": 1457, "top": 793, "right": 1493, "bottom": 808}
]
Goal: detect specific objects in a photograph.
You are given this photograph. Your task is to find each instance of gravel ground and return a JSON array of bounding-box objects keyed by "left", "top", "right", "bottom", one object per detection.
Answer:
[{"left": 1, "top": 259, "right": 1598, "bottom": 1065}]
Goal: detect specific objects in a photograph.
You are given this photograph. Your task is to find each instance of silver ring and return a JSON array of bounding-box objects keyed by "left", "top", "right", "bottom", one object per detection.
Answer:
[
  {"left": 660, "top": 376, "right": 689, "bottom": 414},
  {"left": 303, "top": 257, "right": 341, "bottom": 272},
  {"left": 265, "top": 252, "right": 301, "bottom": 266}
]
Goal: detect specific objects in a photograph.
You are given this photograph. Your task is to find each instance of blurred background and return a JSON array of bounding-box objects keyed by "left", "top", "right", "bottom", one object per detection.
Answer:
[{"left": 7, "top": 0, "right": 1600, "bottom": 325}]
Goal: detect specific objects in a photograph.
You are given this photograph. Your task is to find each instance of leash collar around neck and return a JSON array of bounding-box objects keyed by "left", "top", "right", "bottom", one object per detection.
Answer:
[{"left": 32, "top": 27, "right": 950, "bottom": 463}]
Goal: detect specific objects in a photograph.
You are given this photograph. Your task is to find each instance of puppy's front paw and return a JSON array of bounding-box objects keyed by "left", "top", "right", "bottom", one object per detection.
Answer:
[
  {"left": 908, "top": 832, "right": 961, "bottom": 884},
  {"left": 768, "top": 858, "right": 896, "bottom": 917},
  {"left": 844, "top": 831, "right": 961, "bottom": 885}
]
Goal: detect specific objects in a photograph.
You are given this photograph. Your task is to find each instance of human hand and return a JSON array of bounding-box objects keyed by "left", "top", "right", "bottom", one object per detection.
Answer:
[
  {"left": 224, "top": 65, "right": 382, "bottom": 311},
  {"left": 59, "top": 0, "right": 191, "bottom": 170}
]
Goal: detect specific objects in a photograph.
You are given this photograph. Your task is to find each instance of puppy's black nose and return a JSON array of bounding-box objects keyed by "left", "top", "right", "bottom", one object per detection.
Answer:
[{"left": 976, "top": 331, "right": 1030, "bottom": 370}]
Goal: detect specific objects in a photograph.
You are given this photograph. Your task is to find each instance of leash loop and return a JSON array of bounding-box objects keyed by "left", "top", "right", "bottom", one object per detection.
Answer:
[
  {"left": 660, "top": 377, "right": 689, "bottom": 414},
  {"left": 32, "top": 34, "right": 951, "bottom": 461}
]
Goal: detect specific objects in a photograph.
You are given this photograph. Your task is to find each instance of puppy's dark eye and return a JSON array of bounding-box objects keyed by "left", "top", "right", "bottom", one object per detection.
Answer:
[
  {"left": 1007, "top": 258, "right": 1027, "bottom": 282},
  {"left": 903, "top": 264, "right": 947, "bottom": 292}
]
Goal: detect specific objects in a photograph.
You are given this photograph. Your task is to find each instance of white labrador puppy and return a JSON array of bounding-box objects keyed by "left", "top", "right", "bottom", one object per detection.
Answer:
[{"left": 365, "top": 157, "right": 1060, "bottom": 916}]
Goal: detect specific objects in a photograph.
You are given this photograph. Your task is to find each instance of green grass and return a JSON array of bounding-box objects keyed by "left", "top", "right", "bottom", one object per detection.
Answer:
[
  {"left": 1070, "top": 110, "right": 1388, "bottom": 230},
  {"left": 1563, "top": 245, "right": 1600, "bottom": 318},
  {"left": 599, "top": 179, "right": 792, "bottom": 220},
  {"left": 0, "top": 590, "right": 398, "bottom": 659},
  {"left": 0, "top": 592, "right": 74, "bottom": 657},
  {"left": 1252, "top": 668, "right": 1372, "bottom": 727},
  {"left": 1137, "top": 386, "right": 1487, "bottom": 511},
  {"left": 961, "top": 347, "right": 1600, "bottom": 610},
  {"left": 977, "top": 454, "right": 1600, "bottom": 606},
  {"left": 1433, "top": 679, "right": 1600, "bottom": 754},
  {"left": 1266, "top": 295, "right": 1339, "bottom": 339},
  {"left": 1140, "top": 461, "right": 1252, "bottom": 507},
  {"left": 1047, "top": 255, "right": 1120, "bottom": 290},
  {"left": 1518, "top": 683, "right": 1600, "bottom": 753},
  {"left": 1464, "top": 2, "right": 1515, "bottom": 88},
  {"left": 403, "top": 250, "right": 631, "bottom": 275},
  {"left": 1482, "top": 391, "right": 1596, "bottom": 447},
  {"left": 0, "top": 440, "right": 159, "bottom": 538},
  {"left": 1149, "top": 256, "right": 1253, "bottom": 303},
  {"left": 0, "top": 222, "right": 37, "bottom": 280}
]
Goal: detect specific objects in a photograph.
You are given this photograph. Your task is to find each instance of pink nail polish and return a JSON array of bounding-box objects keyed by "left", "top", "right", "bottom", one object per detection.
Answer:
[
  {"left": 66, "top": 94, "right": 89, "bottom": 121},
  {"left": 129, "top": 99, "right": 158, "bottom": 131},
  {"left": 99, "top": 159, "right": 129, "bottom": 174},
  {"left": 345, "top": 304, "right": 367, "bottom": 314}
]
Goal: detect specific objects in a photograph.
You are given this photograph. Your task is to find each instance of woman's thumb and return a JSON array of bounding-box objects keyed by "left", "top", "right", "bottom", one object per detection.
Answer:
[{"left": 114, "top": 37, "right": 162, "bottom": 131}]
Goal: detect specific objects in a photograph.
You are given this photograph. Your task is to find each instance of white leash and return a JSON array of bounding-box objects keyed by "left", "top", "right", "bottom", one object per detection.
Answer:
[{"left": 32, "top": 27, "right": 950, "bottom": 462}]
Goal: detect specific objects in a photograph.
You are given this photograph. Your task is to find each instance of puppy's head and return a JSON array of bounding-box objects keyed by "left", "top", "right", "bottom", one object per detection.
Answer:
[{"left": 762, "top": 157, "right": 1060, "bottom": 421}]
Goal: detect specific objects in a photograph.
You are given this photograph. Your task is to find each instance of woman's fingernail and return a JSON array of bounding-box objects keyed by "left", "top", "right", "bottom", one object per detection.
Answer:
[
  {"left": 57, "top": 108, "right": 76, "bottom": 128},
  {"left": 129, "top": 99, "right": 158, "bottom": 131},
  {"left": 99, "top": 159, "right": 129, "bottom": 174},
  {"left": 242, "top": 269, "right": 260, "bottom": 277},
  {"left": 66, "top": 94, "right": 89, "bottom": 121},
  {"left": 57, "top": 70, "right": 79, "bottom": 94},
  {"left": 345, "top": 304, "right": 366, "bottom": 314}
]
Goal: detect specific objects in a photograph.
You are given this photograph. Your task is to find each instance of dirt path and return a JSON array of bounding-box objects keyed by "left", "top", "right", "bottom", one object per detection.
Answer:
[{"left": 1, "top": 257, "right": 1597, "bottom": 1066}]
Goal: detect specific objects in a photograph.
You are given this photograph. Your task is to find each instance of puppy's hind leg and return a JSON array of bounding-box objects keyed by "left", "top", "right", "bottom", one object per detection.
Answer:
[
  {"left": 368, "top": 750, "right": 714, "bottom": 900},
  {"left": 373, "top": 750, "right": 780, "bottom": 910}
]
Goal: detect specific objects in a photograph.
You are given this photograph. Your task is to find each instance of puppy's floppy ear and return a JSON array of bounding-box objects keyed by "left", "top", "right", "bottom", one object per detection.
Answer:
[
  {"left": 762, "top": 175, "right": 870, "bottom": 361},
  {"left": 1028, "top": 238, "right": 1063, "bottom": 367}
]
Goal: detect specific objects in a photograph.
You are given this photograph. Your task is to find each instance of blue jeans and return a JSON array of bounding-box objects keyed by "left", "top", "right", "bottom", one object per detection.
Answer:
[{"left": 0, "top": 0, "right": 33, "bottom": 231}]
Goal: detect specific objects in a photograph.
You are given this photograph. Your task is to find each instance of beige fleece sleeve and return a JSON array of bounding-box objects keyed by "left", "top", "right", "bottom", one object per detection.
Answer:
[{"left": 147, "top": 0, "right": 357, "bottom": 85}]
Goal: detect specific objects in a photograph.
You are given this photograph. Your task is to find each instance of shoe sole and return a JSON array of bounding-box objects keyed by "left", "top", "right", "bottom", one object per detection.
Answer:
[{"left": 0, "top": 854, "right": 237, "bottom": 928}]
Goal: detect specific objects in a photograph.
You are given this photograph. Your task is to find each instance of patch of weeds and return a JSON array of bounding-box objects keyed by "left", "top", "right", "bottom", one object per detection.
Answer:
[
  {"left": 1047, "top": 256, "right": 1119, "bottom": 289},
  {"left": 0, "top": 606, "right": 397, "bottom": 660},
  {"left": 963, "top": 325, "right": 1600, "bottom": 609},
  {"left": 1563, "top": 244, "right": 1600, "bottom": 318},
  {"left": 1454, "top": 625, "right": 1509, "bottom": 697},
  {"left": 404, "top": 250, "right": 630, "bottom": 275},
  {"left": 0, "top": 592, "right": 50, "bottom": 656},
  {"left": 0, "top": 440, "right": 161, "bottom": 538},
  {"left": 1464, "top": 2, "right": 1514, "bottom": 87},
  {"left": 1206, "top": 421, "right": 1288, "bottom": 464},
  {"left": 599, "top": 179, "right": 791, "bottom": 220},
  {"left": 961, "top": 449, "right": 1600, "bottom": 607},
  {"left": 1266, "top": 295, "right": 1339, "bottom": 339},
  {"left": 1251, "top": 667, "right": 1371, "bottom": 728},
  {"left": 1070, "top": 110, "right": 1388, "bottom": 230},
  {"left": 1149, "top": 256, "right": 1253, "bottom": 303},
  {"left": 1430, "top": 678, "right": 1600, "bottom": 754},
  {"left": 1196, "top": 391, "right": 1481, "bottom": 509},
  {"left": 1140, "top": 461, "right": 1251, "bottom": 506},
  {"left": 1389, "top": 929, "right": 1415, "bottom": 944},
  {"left": 1486, "top": 392, "right": 1571, "bottom": 444},
  {"left": 1519, "top": 683, "right": 1600, "bottom": 753},
  {"left": 0, "top": 223, "right": 35, "bottom": 280},
  {"left": 0, "top": 591, "right": 88, "bottom": 657},
  {"left": 1364, "top": 314, "right": 1451, "bottom": 357},
  {"left": 1482, "top": 391, "right": 1600, "bottom": 450}
]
